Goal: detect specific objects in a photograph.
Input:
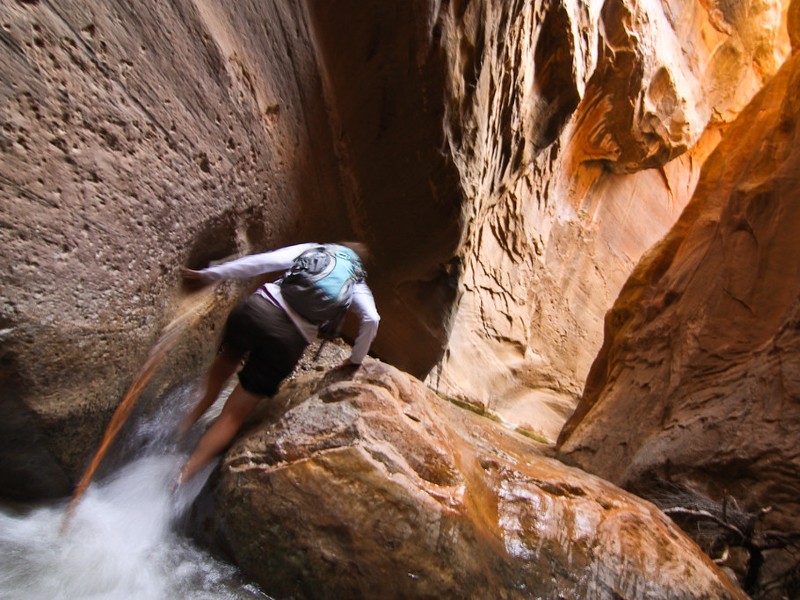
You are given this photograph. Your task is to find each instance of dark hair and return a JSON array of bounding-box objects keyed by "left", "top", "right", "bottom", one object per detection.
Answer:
[{"left": 337, "top": 241, "right": 371, "bottom": 264}]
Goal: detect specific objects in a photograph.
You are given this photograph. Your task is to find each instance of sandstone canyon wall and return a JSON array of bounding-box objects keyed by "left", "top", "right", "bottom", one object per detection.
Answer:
[
  {"left": 1, "top": 1, "right": 355, "bottom": 497},
  {"left": 0, "top": 0, "right": 792, "bottom": 535},
  {"left": 559, "top": 46, "right": 800, "bottom": 599},
  {"left": 0, "top": 0, "right": 470, "bottom": 498},
  {"left": 426, "top": 0, "right": 791, "bottom": 443},
  {"left": 1, "top": 0, "right": 797, "bottom": 596}
]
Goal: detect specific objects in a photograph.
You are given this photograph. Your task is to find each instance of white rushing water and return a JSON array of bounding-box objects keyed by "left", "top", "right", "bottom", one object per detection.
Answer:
[{"left": 0, "top": 385, "right": 270, "bottom": 600}]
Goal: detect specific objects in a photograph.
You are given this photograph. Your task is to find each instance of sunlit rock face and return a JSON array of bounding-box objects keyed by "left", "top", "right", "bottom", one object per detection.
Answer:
[
  {"left": 427, "top": 0, "right": 790, "bottom": 442},
  {"left": 195, "top": 361, "right": 745, "bottom": 599},
  {"left": 558, "top": 50, "right": 800, "bottom": 598}
]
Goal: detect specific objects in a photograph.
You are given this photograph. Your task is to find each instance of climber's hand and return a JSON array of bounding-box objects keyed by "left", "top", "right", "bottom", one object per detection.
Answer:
[
  {"left": 334, "top": 359, "right": 359, "bottom": 371},
  {"left": 181, "top": 267, "right": 214, "bottom": 289}
]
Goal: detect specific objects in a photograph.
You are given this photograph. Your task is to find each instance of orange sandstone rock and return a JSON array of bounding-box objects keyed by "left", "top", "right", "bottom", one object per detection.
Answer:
[
  {"left": 196, "top": 362, "right": 745, "bottom": 599},
  {"left": 559, "top": 51, "right": 800, "bottom": 597}
]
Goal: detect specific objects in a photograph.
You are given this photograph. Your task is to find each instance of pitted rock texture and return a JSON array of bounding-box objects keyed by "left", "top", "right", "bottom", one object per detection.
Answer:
[
  {"left": 0, "top": 0, "right": 466, "bottom": 497},
  {"left": 426, "top": 0, "right": 790, "bottom": 441},
  {"left": 194, "top": 361, "right": 745, "bottom": 600},
  {"left": 0, "top": 1, "right": 359, "bottom": 497},
  {"left": 558, "top": 51, "right": 800, "bottom": 599}
]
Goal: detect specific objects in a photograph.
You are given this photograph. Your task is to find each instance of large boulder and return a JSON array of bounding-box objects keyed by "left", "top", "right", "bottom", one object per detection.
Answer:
[
  {"left": 558, "top": 50, "right": 800, "bottom": 598},
  {"left": 193, "top": 361, "right": 744, "bottom": 599}
]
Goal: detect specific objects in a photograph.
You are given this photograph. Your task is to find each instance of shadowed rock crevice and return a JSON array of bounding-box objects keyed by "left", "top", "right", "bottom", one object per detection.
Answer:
[
  {"left": 0, "top": 362, "right": 72, "bottom": 499},
  {"left": 306, "top": 0, "right": 467, "bottom": 377},
  {"left": 531, "top": 0, "right": 581, "bottom": 152},
  {"left": 184, "top": 212, "right": 241, "bottom": 271}
]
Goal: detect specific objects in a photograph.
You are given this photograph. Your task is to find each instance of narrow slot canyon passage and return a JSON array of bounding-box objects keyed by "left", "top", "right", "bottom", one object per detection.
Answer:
[{"left": 2, "top": 0, "right": 799, "bottom": 598}]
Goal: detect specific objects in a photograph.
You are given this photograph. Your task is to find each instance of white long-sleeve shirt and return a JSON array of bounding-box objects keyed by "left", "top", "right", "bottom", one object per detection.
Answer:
[{"left": 201, "top": 243, "right": 380, "bottom": 364}]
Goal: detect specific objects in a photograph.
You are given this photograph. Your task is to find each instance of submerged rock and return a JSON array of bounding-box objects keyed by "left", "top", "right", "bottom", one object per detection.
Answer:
[{"left": 194, "top": 361, "right": 744, "bottom": 599}]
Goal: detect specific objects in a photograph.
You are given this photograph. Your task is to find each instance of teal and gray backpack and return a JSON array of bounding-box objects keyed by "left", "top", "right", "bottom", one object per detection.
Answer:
[{"left": 279, "top": 244, "right": 366, "bottom": 337}]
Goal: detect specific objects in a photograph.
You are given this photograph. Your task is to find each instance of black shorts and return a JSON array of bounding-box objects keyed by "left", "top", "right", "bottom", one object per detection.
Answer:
[{"left": 221, "top": 294, "right": 308, "bottom": 396}]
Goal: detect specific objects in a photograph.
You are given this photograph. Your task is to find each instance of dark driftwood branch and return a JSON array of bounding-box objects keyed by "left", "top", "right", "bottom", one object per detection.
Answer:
[{"left": 663, "top": 507, "right": 746, "bottom": 539}]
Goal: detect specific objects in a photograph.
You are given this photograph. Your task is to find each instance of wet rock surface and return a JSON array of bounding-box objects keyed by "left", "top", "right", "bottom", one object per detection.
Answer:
[{"left": 194, "top": 361, "right": 744, "bottom": 599}]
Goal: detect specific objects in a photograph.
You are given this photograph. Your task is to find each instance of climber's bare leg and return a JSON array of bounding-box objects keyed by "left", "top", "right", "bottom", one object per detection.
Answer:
[
  {"left": 178, "top": 351, "right": 240, "bottom": 435},
  {"left": 178, "top": 383, "right": 261, "bottom": 484}
]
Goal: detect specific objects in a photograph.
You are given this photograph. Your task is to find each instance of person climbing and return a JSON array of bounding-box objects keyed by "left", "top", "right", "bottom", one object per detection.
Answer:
[{"left": 176, "top": 241, "right": 380, "bottom": 485}]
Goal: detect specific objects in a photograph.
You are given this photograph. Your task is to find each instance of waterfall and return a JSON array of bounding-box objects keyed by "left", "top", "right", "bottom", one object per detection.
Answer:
[{"left": 0, "top": 384, "right": 269, "bottom": 600}]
